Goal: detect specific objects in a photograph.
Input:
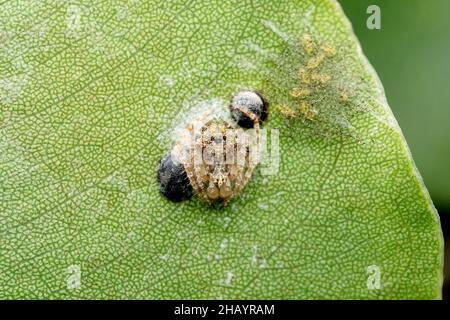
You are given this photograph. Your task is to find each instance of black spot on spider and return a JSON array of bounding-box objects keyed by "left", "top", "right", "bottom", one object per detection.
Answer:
[
  {"left": 230, "top": 91, "right": 268, "bottom": 128},
  {"left": 157, "top": 152, "right": 193, "bottom": 202}
]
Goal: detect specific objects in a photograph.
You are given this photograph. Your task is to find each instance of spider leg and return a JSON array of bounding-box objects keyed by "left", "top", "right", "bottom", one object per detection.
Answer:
[
  {"left": 194, "top": 165, "right": 211, "bottom": 203},
  {"left": 184, "top": 144, "right": 201, "bottom": 194},
  {"left": 229, "top": 105, "right": 261, "bottom": 195},
  {"left": 230, "top": 104, "right": 260, "bottom": 162},
  {"left": 191, "top": 140, "right": 213, "bottom": 204},
  {"left": 182, "top": 113, "right": 216, "bottom": 204},
  {"left": 230, "top": 157, "right": 250, "bottom": 197}
]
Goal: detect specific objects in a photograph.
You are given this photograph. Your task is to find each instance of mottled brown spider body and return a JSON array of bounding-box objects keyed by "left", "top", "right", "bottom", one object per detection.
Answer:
[
  {"left": 176, "top": 110, "right": 260, "bottom": 205},
  {"left": 158, "top": 91, "right": 267, "bottom": 206}
]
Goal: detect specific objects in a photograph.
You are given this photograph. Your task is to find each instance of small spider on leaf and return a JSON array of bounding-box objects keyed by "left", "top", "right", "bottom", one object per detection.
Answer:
[{"left": 157, "top": 91, "right": 268, "bottom": 206}]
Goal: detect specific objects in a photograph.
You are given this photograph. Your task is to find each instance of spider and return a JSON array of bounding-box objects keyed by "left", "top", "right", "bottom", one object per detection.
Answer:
[{"left": 157, "top": 90, "right": 268, "bottom": 206}]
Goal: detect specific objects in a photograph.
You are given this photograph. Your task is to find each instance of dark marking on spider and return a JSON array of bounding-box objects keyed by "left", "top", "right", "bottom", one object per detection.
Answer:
[
  {"left": 230, "top": 90, "right": 268, "bottom": 128},
  {"left": 157, "top": 152, "right": 193, "bottom": 202}
]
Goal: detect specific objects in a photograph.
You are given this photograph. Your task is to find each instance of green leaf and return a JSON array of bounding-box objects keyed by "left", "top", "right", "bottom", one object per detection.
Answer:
[{"left": 0, "top": 0, "right": 443, "bottom": 299}]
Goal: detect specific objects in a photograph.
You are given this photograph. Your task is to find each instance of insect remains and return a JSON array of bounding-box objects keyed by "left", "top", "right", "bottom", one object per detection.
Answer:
[{"left": 157, "top": 90, "right": 268, "bottom": 206}]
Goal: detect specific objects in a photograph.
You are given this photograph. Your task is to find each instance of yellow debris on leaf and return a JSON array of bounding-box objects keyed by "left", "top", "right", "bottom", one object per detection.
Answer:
[
  {"left": 289, "top": 88, "right": 311, "bottom": 99},
  {"left": 298, "top": 68, "right": 311, "bottom": 84},
  {"left": 277, "top": 104, "right": 298, "bottom": 118},
  {"left": 311, "top": 73, "right": 331, "bottom": 84},
  {"left": 320, "top": 43, "right": 337, "bottom": 57},
  {"left": 302, "top": 34, "right": 315, "bottom": 56},
  {"left": 299, "top": 101, "right": 317, "bottom": 120},
  {"left": 340, "top": 92, "right": 350, "bottom": 104},
  {"left": 306, "top": 53, "right": 325, "bottom": 70}
]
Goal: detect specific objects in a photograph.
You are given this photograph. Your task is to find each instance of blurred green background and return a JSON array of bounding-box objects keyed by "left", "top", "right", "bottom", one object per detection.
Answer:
[{"left": 339, "top": 0, "right": 450, "bottom": 298}]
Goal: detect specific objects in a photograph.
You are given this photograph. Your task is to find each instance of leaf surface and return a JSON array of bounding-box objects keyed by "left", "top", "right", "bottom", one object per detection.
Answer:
[{"left": 0, "top": 0, "right": 443, "bottom": 299}]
